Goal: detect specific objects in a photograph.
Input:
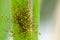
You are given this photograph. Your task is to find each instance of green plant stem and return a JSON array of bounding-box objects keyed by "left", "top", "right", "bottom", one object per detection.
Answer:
[{"left": 10, "top": 0, "right": 40, "bottom": 40}]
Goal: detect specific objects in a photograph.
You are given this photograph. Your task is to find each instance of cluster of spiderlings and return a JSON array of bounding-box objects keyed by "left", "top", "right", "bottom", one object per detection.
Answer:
[{"left": 12, "top": 2, "right": 32, "bottom": 35}]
